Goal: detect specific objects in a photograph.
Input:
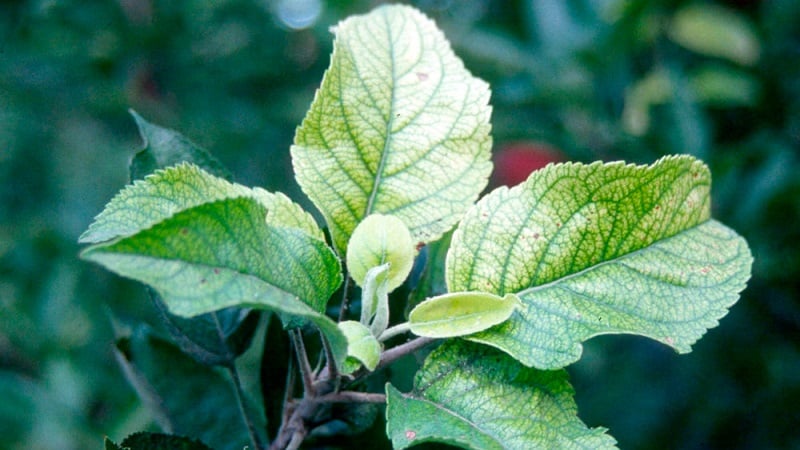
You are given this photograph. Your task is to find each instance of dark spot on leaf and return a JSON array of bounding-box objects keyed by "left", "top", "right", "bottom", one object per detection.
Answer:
[
  {"left": 213, "top": 268, "right": 220, "bottom": 274},
  {"left": 416, "top": 242, "right": 425, "bottom": 252},
  {"left": 181, "top": 228, "right": 189, "bottom": 235},
  {"left": 200, "top": 278, "right": 206, "bottom": 284}
]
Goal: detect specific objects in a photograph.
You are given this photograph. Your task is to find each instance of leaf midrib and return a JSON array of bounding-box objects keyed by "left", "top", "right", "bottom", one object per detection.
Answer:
[{"left": 363, "top": 8, "right": 398, "bottom": 218}]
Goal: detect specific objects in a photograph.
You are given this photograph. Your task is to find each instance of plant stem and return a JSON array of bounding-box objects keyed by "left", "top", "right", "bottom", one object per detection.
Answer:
[
  {"left": 212, "top": 312, "right": 264, "bottom": 450},
  {"left": 316, "top": 391, "right": 386, "bottom": 404},
  {"left": 378, "top": 322, "right": 411, "bottom": 342},
  {"left": 226, "top": 362, "right": 265, "bottom": 450},
  {"left": 290, "top": 329, "right": 316, "bottom": 397},
  {"left": 286, "top": 429, "right": 306, "bottom": 450},
  {"left": 376, "top": 336, "right": 436, "bottom": 371},
  {"left": 337, "top": 275, "right": 352, "bottom": 322},
  {"left": 320, "top": 334, "right": 339, "bottom": 387}
]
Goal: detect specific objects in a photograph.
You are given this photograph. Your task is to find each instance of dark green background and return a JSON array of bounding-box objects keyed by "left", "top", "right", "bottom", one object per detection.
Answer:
[{"left": 1, "top": 0, "right": 798, "bottom": 448}]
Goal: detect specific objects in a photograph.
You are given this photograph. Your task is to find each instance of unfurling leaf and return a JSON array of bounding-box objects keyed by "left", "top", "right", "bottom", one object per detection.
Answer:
[
  {"left": 447, "top": 156, "right": 752, "bottom": 369},
  {"left": 408, "top": 292, "right": 519, "bottom": 338},
  {"left": 338, "top": 320, "right": 381, "bottom": 372},
  {"left": 385, "top": 341, "right": 617, "bottom": 449},
  {"left": 347, "top": 214, "right": 414, "bottom": 292},
  {"left": 292, "top": 4, "right": 493, "bottom": 253}
]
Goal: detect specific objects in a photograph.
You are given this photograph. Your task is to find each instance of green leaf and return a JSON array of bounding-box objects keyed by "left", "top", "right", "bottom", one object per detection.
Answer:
[
  {"left": 338, "top": 320, "right": 381, "bottom": 372},
  {"left": 81, "top": 195, "right": 348, "bottom": 369},
  {"left": 347, "top": 214, "right": 415, "bottom": 292},
  {"left": 447, "top": 156, "right": 752, "bottom": 369},
  {"left": 82, "top": 197, "right": 340, "bottom": 313},
  {"left": 115, "top": 329, "right": 259, "bottom": 450},
  {"left": 408, "top": 292, "right": 520, "bottom": 338},
  {"left": 80, "top": 163, "right": 323, "bottom": 244},
  {"left": 358, "top": 263, "right": 391, "bottom": 337},
  {"left": 291, "top": 4, "right": 493, "bottom": 253},
  {"left": 129, "top": 109, "right": 232, "bottom": 181},
  {"left": 150, "top": 292, "right": 261, "bottom": 366},
  {"left": 385, "top": 341, "right": 617, "bottom": 450},
  {"left": 668, "top": 4, "right": 760, "bottom": 66}
]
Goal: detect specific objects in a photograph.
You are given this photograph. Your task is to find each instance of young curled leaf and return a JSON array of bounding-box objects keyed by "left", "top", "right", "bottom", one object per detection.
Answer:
[
  {"left": 347, "top": 214, "right": 415, "bottom": 293},
  {"left": 338, "top": 321, "right": 382, "bottom": 373},
  {"left": 408, "top": 292, "right": 520, "bottom": 339}
]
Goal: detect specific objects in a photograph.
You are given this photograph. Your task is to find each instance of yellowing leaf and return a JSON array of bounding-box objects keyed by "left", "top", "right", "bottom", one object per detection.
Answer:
[
  {"left": 386, "top": 341, "right": 617, "bottom": 449},
  {"left": 447, "top": 156, "right": 752, "bottom": 369},
  {"left": 347, "top": 214, "right": 414, "bottom": 292},
  {"left": 291, "top": 5, "right": 492, "bottom": 253},
  {"left": 408, "top": 292, "right": 519, "bottom": 338}
]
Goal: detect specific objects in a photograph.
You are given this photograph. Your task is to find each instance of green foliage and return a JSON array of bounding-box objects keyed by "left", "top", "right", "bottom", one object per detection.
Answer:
[
  {"left": 347, "top": 214, "right": 415, "bottom": 292},
  {"left": 291, "top": 4, "right": 493, "bottom": 253},
  {"left": 74, "top": 4, "right": 753, "bottom": 449},
  {"left": 408, "top": 292, "right": 520, "bottom": 339},
  {"left": 386, "top": 341, "right": 616, "bottom": 449},
  {"left": 13, "top": 1, "right": 798, "bottom": 449},
  {"left": 447, "top": 157, "right": 752, "bottom": 369}
]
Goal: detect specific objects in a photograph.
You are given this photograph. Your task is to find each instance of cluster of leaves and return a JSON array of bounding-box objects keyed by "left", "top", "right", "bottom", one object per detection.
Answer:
[{"left": 80, "top": 5, "right": 752, "bottom": 449}]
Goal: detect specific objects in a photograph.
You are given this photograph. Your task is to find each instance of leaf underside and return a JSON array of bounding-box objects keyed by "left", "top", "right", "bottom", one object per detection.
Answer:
[
  {"left": 292, "top": 4, "right": 493, "bottom": 253},
  {"left": 80, "top": 165, "right": 348, "bottom": 368},
  {"left": 447, "top": 156, "right": 752, "bottom": 369},
  {"left": 386, "top": 341, "right": 617, "bottom": 450}
]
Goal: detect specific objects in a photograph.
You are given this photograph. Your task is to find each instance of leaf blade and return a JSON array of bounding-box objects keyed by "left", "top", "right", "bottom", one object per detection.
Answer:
[
  {"left": 291, "top": 4, "right": 493, "bottom": 252},
  {"left": 80, "top": 197, "right": 348, "bottom": 368},
  {"left": 385, "top": 341, "right": 617, "bottom": 450},
  {"left": 408, "top": 292, "right": 519, "bottom": 338},
  {"left": 447, "top": 156, "right": 752, "bottom": 368}
]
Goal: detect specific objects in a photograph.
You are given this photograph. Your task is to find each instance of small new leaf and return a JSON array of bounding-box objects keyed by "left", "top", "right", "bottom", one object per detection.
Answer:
[
  {"left": 338, "top": 320, "right": 381, "bottom": 372},
  {"left": 447, "top": 156, "right": 752, "bottom": 369},
  {"left": 408, "top": 292, "right": 520, "bottom": 339},
  {"left": 347, "top": 214, "right": 414, "bottom": 293},
  {"left": 385, "top": 341, "right": 617, "bottom": 449},
  {"left": 292, "top": 5, "right": 493, "bottom": 253}
]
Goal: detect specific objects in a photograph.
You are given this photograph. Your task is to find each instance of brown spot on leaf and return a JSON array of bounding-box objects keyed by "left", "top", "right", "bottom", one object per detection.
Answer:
[
  {"left": 416, "top": 72, "right": 428, "bottom": 82},
  {"left": 213, "top": 268, "right": 220, "bottom": 275}
]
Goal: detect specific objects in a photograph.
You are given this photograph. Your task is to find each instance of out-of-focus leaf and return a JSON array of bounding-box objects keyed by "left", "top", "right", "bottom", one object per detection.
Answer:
[
  {"left": 114, "top": 328, "right": 261, "bottom": 450},
  {"left": 408, "top": 292, "right": 519, "bottom": 338},
  {"left": 691, "top": 65, "right": 760, "bottom": 106},
  {"left": 292, "top": 5, "right": 493, "bottom": 253},
  {"left": 447, "top": 156, "right": 752, "bottom": 369},
  {"left": 150, "top": 291, "right": 261, "bottom": 366},
  {"left": 669, "top": 4, "right": 760, "bottom": 66},
  {"left": 385, "top": 341, "right": 617, "bottom": 449},
  {"left": 129, "top": 110, "right": 232, "bottom": 181}
]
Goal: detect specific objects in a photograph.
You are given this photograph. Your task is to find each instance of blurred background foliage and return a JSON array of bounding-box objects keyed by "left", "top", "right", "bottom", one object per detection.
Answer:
[{"left": 1, "top": 0, "right": 798, "bottom": 448}]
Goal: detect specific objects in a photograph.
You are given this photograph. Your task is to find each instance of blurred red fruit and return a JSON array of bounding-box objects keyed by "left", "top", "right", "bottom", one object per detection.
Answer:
[{"left": 492, "top": 142, "right": 563, "bottom": 187}]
